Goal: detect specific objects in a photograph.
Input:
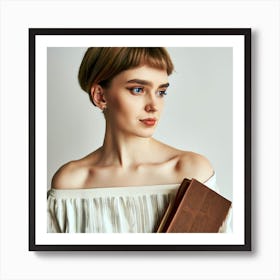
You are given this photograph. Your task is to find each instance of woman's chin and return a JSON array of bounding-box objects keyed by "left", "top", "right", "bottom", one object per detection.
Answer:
[{"left": 136, "top": 129, "right": 156, "bottom": 138}]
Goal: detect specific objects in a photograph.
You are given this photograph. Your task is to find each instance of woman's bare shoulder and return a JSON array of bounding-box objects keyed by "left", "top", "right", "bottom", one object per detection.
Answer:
[
  {"left": 175, "top": 151, "right": 214, "bottom": 183},
  {"left": 51, "top": 160, "right": 90, "bottom": 189},
  {"left": 51, "top": 148, "right": 104, "bottom": 189}
]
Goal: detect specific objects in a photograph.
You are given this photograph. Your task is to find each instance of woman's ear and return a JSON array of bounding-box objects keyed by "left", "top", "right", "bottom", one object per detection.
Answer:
[{"left": 90, "top": 85, "right": 107, "bottom": 110}]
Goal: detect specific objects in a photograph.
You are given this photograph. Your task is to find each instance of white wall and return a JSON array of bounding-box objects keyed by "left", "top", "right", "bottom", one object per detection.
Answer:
[{"left": 47, "top": 47, "right": 233, "bottom": 199}]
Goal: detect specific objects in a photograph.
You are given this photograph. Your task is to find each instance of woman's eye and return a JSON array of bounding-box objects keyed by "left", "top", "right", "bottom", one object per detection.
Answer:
[
  {"left": 130, "top": 87, "right": 144, "bottom": 95},
  {"left": 157, "top": 90, "right": 168, "bottom": 97}
]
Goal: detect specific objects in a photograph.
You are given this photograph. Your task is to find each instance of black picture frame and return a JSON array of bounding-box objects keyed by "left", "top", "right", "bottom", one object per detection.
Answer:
[{"left": 29, "top": 28, "right": 251, "bottom": 251}]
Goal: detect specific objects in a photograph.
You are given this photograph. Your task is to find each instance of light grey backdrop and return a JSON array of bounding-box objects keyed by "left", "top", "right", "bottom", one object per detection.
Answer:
[{"left": 47, "top": 47, "right": 233, "bottom": 200}]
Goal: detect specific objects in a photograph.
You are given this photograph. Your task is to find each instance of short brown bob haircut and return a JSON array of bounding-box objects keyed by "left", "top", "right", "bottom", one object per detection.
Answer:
[{"left": 78, "top": 47, "right": 174, "bottom": 105}]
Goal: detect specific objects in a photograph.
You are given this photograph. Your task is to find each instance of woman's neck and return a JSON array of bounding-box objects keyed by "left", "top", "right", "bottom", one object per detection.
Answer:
[{"left": 99, "top": 127, "right": 156, "bottom": 168}]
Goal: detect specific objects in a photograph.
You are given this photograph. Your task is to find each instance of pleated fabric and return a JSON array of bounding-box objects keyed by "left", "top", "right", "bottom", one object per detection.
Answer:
[{"left": 47, "top": 173, "right": 226, "bottom": 233}]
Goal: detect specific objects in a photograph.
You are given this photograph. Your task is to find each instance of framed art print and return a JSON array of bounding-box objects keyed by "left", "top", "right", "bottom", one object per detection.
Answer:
[{"left": 29, "top": 28, "right": 251, "bottom": 251}]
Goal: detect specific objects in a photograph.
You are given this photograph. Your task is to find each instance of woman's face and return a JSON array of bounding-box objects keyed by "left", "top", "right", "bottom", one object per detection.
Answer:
[{"left": 103, "top": 65, "right": 169, "bottom": 138}]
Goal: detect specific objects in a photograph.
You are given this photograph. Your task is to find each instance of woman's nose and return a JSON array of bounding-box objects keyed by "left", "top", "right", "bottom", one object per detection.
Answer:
[
  {"left": 145, "top": 103, "right": 157, "bottom": 112},
  {"left": 144, "top": 93, "right": 158, "bottom": 112}
]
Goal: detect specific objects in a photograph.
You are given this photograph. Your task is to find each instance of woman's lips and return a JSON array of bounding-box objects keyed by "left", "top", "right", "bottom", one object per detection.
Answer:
[{"left": 140, "top": 118, "right": 157, "bottom": 127}]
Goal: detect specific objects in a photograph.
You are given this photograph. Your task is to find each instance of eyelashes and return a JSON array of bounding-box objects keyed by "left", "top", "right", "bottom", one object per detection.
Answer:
[
  {"left": 157, "top": 90, "right": 168, "bottom": 97},
  {"left": 130, "top": 87, "right": 144, "bottom": 94},
  {"left": 127, "top": 87, "right": 168, "bottom": 97}
]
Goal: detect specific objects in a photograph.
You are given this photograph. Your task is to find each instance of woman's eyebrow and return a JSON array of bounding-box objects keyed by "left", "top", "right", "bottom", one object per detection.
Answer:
[{"left": 126, "top": 79, "right": 170, "bottom": 88}]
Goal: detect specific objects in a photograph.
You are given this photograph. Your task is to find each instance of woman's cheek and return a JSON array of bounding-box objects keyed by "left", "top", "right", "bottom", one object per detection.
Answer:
[{"left": 118, "top": 96, "right": 143, "bottom": 113}]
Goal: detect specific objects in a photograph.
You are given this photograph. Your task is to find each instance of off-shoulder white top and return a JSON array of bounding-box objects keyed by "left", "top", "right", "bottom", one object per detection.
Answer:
[{"left": 47, "top": 173, "right": 232, "bottom": 233}]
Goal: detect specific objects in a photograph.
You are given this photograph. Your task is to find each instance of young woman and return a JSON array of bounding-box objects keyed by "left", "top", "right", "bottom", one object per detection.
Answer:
[{"left": 47, "top": 47, "right": 227, "bottom": 233}]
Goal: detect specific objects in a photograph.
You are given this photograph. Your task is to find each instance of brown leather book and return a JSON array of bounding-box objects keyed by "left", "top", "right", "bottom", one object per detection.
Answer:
[{"left": 157, "top": 178, "right": 232, "bottom": 233}]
